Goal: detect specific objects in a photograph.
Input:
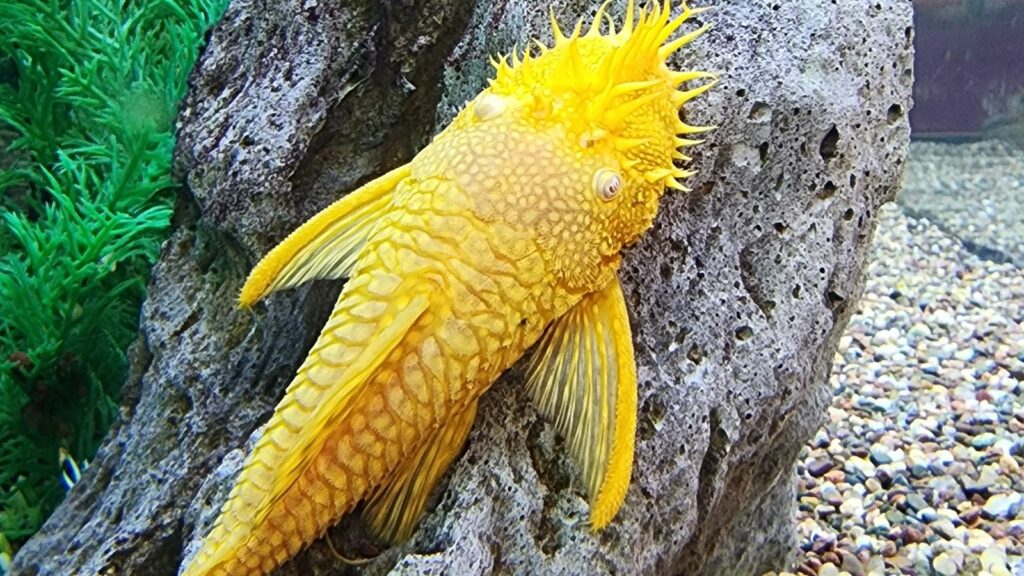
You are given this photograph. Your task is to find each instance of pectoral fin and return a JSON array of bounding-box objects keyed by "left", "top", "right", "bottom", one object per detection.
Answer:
[
  {"left": 526, "top": 277, "right": 637, "bottom": 529},
  {"left": 239, "top": 163, "right": 411, "bottom": 306},
  {"left": 363, "top": 400, "right": 479, "bottom": 544}
]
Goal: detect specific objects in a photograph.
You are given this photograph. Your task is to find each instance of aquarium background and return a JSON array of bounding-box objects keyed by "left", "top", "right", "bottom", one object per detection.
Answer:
[
  {"left": 787, "top": 1, "right": 1024, "bottom": 575},
  {"left": 0, "top": 0, "right": 1021, "bottom": 574},
  {"left": 912, "top": 0, "right": 1023, "bottom": 139}
]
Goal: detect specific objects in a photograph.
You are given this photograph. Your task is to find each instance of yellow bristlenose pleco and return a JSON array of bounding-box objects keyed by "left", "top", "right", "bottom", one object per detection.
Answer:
[{"left": 183, "top": 2, "right": 714, "bottom": 575}]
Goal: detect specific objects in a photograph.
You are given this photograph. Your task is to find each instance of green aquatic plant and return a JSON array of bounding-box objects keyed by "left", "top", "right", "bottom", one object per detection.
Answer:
[{"left": 0, "top": 0, "right": 227, "bottom": 550}]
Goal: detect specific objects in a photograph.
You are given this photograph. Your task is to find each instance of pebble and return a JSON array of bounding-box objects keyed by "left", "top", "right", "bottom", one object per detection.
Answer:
[
  {"left": 902, "top": 526, "right": 927, "bottom": 545},
  {"left": 982, "top": 492, "right": 1022, "bottom": 519},
  {"left": 932, "top": 552, "right": 959, "bottom": 576},
  {"left": 973, "top": 432, "right": 998, "bottom": 449},
  {"left": 818, "top": 563, "right": 839, "bottom": 576},
  {"left": 790, "top": 149, "right": 1024, "bottom": 576},
  {"left": 844, "top": 456, "right": 875, "bottom": 478},
  {"left": 868, "top": 446, "right": 892, "bottom": 465},
  {"left": 968, "top": 528, "right": 995, "bottom": 550},
  {"left": 981, "top": 545, "right": 1011, "bottom": 575},
  {"left": 962, "top": 471, "right": 997, "bottom": 496},
  {"left": 931, "top": 518, "right": 957, "bottom": 540},
  {"left": 863, "top": 478, "right": 881, "bottom": 493},
  {"left": 807, "top": 458, "right": 835, "bottom": 478},
  {"left": 839, "top": 497, "right": 864, "bottom": 518},
  {"left": 905, "top": 493, "right": 929, "bottom": 512},
  {"left": 917, "top": 507, "right": 939, "bottom": 522}
]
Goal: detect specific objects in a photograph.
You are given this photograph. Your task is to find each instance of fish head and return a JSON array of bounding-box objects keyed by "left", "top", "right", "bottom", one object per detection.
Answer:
[
  {"left": 427, "top": 1, "right": 716, "bottom": 290},
  {"left": 487, "top": 1, "right": 715, "bottom": 244}
]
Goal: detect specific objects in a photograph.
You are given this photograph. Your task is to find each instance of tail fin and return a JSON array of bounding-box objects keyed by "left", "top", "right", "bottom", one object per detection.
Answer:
[{"left": 183, "top": 287, "right": 431, "bottom": 576}]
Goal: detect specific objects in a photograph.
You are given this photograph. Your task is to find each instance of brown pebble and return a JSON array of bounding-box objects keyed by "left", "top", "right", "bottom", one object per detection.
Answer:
[
  {"left": 959, "top": 507, "right": 981, "bottom": 525},
  {"left": 880, "top": 540, "right": 897, "bottom": 557},
  {"left": 823, "top": 469, "right": 846, "bottom": 483},
  {"left": 986, "top": 524, "right": 1007, "bottom": 539},
  {"left": 888, "top": 554, "right": 911, "bottom": 570},
  {"left": 795, "top": 564, "right": 817, "bottom": 576},
  {"left": 902, "top": 526, "right": 926, "bottom": 544},
  {"left": 821, "top": 551, "right": 840, "bottom": 566},
  {"left": 839, "top": 549, "right": 865, "bottom": 576}
]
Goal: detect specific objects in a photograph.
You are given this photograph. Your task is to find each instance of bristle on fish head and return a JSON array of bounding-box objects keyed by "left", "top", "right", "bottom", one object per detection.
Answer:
[{"left": 475, "top": 0, "right": 717, "bottom": 248}]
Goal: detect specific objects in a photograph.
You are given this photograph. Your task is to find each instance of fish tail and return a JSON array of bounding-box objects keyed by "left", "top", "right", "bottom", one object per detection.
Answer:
[{"left": 182, "top": 272, "right": 432, "bottom": 576}]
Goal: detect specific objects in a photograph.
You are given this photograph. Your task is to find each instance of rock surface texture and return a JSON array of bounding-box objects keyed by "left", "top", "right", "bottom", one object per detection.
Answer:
[{"left": 10, "top": 0, "right": 913, "bottom": 575}]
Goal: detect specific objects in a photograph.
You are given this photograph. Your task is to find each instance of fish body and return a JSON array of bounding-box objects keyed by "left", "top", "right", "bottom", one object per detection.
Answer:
[{"left": 182, "top": 2, "right": 714, "bottom": 575}]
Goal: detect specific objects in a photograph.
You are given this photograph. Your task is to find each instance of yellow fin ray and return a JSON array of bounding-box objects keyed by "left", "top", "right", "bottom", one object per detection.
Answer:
[
  {"left": 526, "top": 277, "right": 637, "bottom": 529},
  {"left": 363, "top": 400, "right": 479, "bottom": 544},
  {"left": 239, "top": 163, "right": 410, "bottom": 307},
  {"left": 672, "top": 77, "right": 719, "bottom": 107}
]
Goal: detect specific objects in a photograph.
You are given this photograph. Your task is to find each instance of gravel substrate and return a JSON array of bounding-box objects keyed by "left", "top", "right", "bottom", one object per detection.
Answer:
[
  {"left": 899, "top": 140, "right": 1024, "bottom": 267},
  {"left": 764, "top": 142, "right": 1024, "bottom": 576}
]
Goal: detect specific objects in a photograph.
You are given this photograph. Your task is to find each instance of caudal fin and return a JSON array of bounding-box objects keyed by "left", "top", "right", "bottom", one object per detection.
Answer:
[{"left": 183, "top": 285, "right": 431, "bottom": 576}]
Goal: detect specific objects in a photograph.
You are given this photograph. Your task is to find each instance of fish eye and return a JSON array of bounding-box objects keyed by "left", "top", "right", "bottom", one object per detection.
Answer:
[{"left": 593, "top": 169, "right": 622, "bottom": 202}]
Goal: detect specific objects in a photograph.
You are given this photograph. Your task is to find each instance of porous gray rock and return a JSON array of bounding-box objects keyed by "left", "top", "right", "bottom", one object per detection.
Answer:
[{"left": 9, "top": 0, "right": 913, "bottom": 575}]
